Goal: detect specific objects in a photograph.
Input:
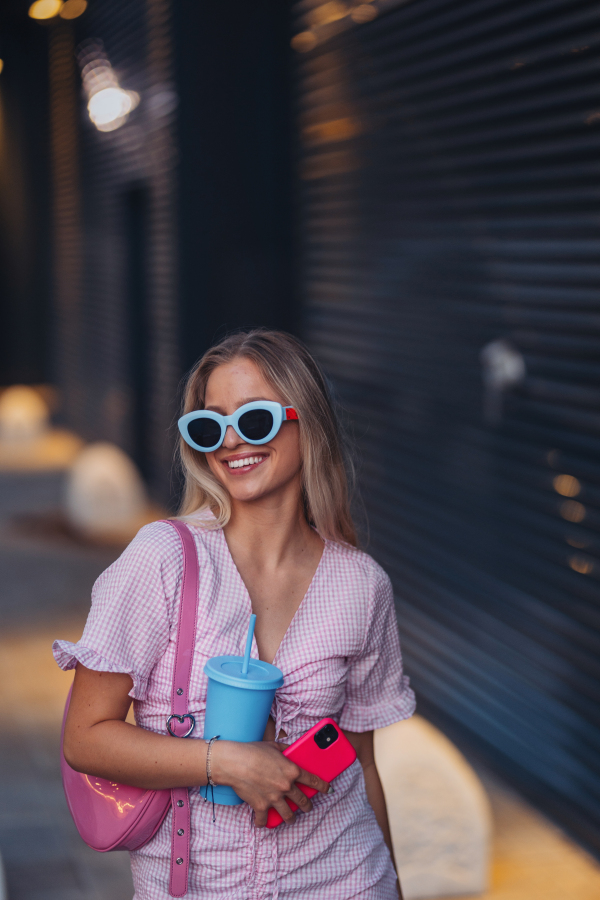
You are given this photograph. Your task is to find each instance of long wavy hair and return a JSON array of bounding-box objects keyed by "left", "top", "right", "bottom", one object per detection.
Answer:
[{"left": 177, "top": 329, "right": 357, "bottom": 546}]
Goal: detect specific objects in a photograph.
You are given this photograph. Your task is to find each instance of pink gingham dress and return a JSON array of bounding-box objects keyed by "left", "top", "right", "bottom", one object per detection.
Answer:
[{"left": 53, "top": 517, "right": 416, "bottom": 900}]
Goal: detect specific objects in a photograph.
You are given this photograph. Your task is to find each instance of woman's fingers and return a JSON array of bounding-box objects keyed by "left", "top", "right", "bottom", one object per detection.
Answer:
[
  {"left": 296, "top": 767, "right": 330, "bottom": 795},
  {"left": 253, "top": 806, "right": 269, "bottom": 828},
  {"left": 255, "top": 797, "right": 296, "bottom": 828},
  {"left": 286, "top": 784, "right": 313, "bottom": 813},
  {"left": 215, "top": 741, "right": 332, "bottom": 827}
]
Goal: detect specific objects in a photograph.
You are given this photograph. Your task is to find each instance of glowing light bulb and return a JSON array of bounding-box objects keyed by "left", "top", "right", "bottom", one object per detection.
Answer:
[
  {"left": 28, "top": 0, "right": 63, "bottom": 20},
  {"left": 77, "top": 40, "right": 140, "bottom": 133},
  {"left": 87, "top": 87, "right": 139, "bottom": 132},
  {"left": 60, "top": 0, "right": 87, "bottom": 19}
]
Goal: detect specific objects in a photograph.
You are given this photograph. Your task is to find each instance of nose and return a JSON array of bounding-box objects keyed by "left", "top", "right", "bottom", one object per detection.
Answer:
[{"left": 222, "top": 424, "right": 241, "bottom": 448}]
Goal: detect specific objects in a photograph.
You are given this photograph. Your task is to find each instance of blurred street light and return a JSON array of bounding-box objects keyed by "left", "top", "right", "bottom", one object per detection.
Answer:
[
  {"left": 60, "top": 0, "right": 87, "bottom": 19},
  {"left": 78, "top": 40, "right": 140, "bottom": 132},
  {"left": 88, "top": 87, "right": 138, "bottom": 130},
  {"left": 29, "top": 0, "right": 87, "bottom": 21},
  {"left": 0, "top": 61, "right": 4, "bottom": 75},
  {"left": 28, "top": 0, "right": 63, "bottom": 20}
]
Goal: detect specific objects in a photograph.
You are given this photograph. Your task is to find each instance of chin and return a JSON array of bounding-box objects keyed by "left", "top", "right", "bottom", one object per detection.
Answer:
[
  {"left": 220, "top": 473, "right": 268, "bottom": 501},
  {"left": 228, "top": 483, "right": 270, "bottom": 503}
]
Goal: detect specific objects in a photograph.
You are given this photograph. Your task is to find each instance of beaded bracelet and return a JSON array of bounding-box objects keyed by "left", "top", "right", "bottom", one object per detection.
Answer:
[
  {"left": 205, "top": 734, "right": 220, "bottom": 786},
  {"left": 204, "top": 735, "right": 220, "bottom": 822}
]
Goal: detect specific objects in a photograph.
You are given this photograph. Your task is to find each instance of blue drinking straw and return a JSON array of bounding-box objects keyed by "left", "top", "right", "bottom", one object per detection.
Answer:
[{"left": 241, "top": 614, "right": 256, "bottom": 676}]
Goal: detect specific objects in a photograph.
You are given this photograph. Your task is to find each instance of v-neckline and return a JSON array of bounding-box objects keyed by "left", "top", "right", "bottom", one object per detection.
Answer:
[{"left": 217, "top": 526, "right": 328, "bottom": 667}]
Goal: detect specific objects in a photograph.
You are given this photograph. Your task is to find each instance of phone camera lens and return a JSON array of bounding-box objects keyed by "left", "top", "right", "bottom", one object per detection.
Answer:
[{"left": 314, "top": 723, "right": 339, "bottom": 750}]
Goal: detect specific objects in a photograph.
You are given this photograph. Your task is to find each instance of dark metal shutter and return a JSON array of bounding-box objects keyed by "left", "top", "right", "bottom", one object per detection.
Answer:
[
  {"left": 293, "top": 0, "right": 600, "bottom": 852},
  {"left": 51, "top": 0, "right": 179, "bottom": 499}
]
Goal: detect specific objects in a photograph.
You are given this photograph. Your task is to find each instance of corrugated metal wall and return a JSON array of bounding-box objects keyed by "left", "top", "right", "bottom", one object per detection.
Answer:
[
  {"left": 0, "top": 5, "right": 50, "bottom": 387},
  {"left": 293, "top": 0, "right": 600, "bottom": 852},
  {"left": 51, "top": 0, "right": 179, "bottom": 498}
]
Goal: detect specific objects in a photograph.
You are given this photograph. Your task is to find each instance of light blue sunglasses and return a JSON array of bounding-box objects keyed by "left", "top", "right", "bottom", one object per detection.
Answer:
[{"left": 178, "top": 400, "right": 299, "bottom": 452}]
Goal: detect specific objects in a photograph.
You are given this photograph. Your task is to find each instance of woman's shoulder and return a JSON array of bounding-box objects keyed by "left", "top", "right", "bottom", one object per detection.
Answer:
[
  {"left": 124, "top": 519, "right": 186, "bottom": 563},
  {"left": 93, "top": 517, "right": 218, "bottom": 613},
  {"left": 93, "top": 521, "right": 184, "bottom": 597},
  {"left": 125, "top": 514, "right": 217, "bottom": 560},
  {"left": 109, "top": 512, "right": 226, "bottom": 592},
  {"left": 324, "top": 539, "right": 391, "bottom": 594}
]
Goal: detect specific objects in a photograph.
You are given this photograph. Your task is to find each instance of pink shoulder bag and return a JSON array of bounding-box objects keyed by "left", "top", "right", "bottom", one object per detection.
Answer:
[{"left": 60, "top": 519, "right": 200, "bottom": 897}]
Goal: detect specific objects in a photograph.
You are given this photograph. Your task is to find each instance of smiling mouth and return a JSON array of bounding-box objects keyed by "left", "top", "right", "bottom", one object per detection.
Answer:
[{"left": 223, "top": 455, "right": 267, "bottom": 471}]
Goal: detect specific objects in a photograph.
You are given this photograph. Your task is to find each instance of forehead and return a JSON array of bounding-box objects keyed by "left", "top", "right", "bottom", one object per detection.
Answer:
[{"left": 204, "top": 358, "right": 283, "bottom": 407}]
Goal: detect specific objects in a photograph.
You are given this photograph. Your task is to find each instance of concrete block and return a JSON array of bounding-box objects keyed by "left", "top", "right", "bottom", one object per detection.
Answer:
[
  {"left": 375, "top": 715, "right": 491, "bottom": 899},
  {"left": 65, "top": 442, "right": 148, "bottom": 540}
]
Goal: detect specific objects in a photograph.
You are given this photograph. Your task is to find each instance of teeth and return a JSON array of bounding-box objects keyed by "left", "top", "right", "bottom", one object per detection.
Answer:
[{"left": 228, "top": 456, "right": 263, "bottom": 469}]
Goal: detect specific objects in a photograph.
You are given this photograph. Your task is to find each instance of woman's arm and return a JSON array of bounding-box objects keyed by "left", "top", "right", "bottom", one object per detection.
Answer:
[
  {"left": 345, "top": 730, "right": 404, "bottom": 900},
  {"left": 64, "top": 665, "right": 207, "bottom": 788},
  {"left": 64, "top": 663, "right": 330, "bottom": 826}
]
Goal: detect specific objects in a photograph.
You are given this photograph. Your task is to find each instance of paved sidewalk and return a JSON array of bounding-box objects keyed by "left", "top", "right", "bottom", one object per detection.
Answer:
[
  {"left": 0, "top": 619, "right": 134, "bottom": 900},
  {"left": 0, "top": 474, "right": 133, "bottom": 900},
  {"left": 0, "top": 727, "right": 133, "bottom": 900},
  {"left": 451, "top": 769, "right": 600, "bottom": 900}
]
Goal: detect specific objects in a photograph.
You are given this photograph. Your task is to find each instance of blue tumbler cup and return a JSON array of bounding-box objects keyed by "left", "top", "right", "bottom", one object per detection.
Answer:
[{"left": 201, "top": 636, "right": 284, "bottom": 805}]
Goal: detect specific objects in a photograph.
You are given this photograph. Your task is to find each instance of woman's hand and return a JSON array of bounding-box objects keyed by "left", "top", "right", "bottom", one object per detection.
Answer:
[
  {"left": 65, "top": 665, "right": 329, "bottom": 828},
  {"left": 211, "top": 739, "right": 330, "bottom": 827}
]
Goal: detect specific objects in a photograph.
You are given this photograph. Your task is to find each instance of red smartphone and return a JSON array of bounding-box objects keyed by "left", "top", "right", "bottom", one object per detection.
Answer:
[{"left": 266, "top": 718, "right": 357, "bottom": 828}]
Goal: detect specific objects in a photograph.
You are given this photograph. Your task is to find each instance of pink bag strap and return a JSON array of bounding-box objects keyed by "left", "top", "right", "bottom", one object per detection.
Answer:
[
  {"left": 168, "top": 519, "right": 200, "bottom": 731},
  {"left": 162, "top": 519, "right": 200, "bottom": 898}
]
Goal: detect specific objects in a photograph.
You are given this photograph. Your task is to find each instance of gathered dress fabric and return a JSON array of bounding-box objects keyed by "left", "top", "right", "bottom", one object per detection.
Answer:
[{"left": 53, "top": 518, "right": 416, "bottom": 900}]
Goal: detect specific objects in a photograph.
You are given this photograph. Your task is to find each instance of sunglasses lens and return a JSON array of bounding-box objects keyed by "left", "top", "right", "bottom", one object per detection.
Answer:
[
  {"left": 187, "top": 417, "right": 222, "bottom": 449},
  {"left": 238, "top": 409, "right": 274, "bottom": 442}
]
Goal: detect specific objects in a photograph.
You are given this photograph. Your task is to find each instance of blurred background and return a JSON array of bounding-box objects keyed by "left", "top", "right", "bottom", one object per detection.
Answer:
[{"left": 1, "top": 0, "right": 600, "bottom": 898}]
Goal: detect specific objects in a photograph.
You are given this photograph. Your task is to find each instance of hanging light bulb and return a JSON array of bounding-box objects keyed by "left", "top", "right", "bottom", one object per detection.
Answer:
[
  {"left": 28, "top": 0, "right": 63, "bottom": 20},
  {"left": 87, "top": 87, "right": 139, "bottom": 131},
  {"left": 60, "top": 0, "right": 88, "bottom": 19},
  {"left": 77, "top": 39, "right": 140, "bottom": 132}
]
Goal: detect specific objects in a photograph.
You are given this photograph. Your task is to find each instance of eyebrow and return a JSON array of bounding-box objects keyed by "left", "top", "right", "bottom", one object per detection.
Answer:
[{"left": 204, "top": 396, "right": 273, "bottom": 414}]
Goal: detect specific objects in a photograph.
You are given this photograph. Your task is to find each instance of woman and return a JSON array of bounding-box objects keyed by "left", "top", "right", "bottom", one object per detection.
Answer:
[{"left": 55, "top": 330, "right": 415, "bottom": 899}]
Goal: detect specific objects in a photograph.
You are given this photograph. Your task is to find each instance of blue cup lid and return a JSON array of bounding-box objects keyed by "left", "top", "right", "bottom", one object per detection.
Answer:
[{"left": 204, "top": 655, "right": 284, "bottom": 691}]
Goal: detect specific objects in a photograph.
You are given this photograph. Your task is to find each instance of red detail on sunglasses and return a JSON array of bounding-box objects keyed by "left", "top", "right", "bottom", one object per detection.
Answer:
[{"left": 285, "top": 408, "right": 299, "bottom": 420}]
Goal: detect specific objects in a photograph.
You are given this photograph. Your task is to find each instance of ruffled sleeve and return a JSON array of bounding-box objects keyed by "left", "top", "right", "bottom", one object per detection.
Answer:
[
  {"left": 53, "top": 520, "right": 183, "bottom": 700},
  {"left": 339, "top": 566, "right": 416, "bottom": 732}
]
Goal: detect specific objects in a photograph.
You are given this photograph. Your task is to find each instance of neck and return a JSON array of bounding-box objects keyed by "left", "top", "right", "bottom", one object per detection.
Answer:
[{"left": 224, "top": 481, "right": 316, "bottom": 569}]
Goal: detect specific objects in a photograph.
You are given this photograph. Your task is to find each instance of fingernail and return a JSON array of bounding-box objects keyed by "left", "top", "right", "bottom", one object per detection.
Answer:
[{"left": 327, "top": 785, "right": 334, "bottom": 794}]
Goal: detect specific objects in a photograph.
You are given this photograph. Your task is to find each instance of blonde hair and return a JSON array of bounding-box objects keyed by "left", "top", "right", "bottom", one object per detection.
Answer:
[{"left": 177, "top": 329, "right": 357, "bottom": 546}]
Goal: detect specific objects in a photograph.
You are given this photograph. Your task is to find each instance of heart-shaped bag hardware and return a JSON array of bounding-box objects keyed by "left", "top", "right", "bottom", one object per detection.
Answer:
[{"left": 167, "top": 713, "right": 196, "bottom": 738}]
